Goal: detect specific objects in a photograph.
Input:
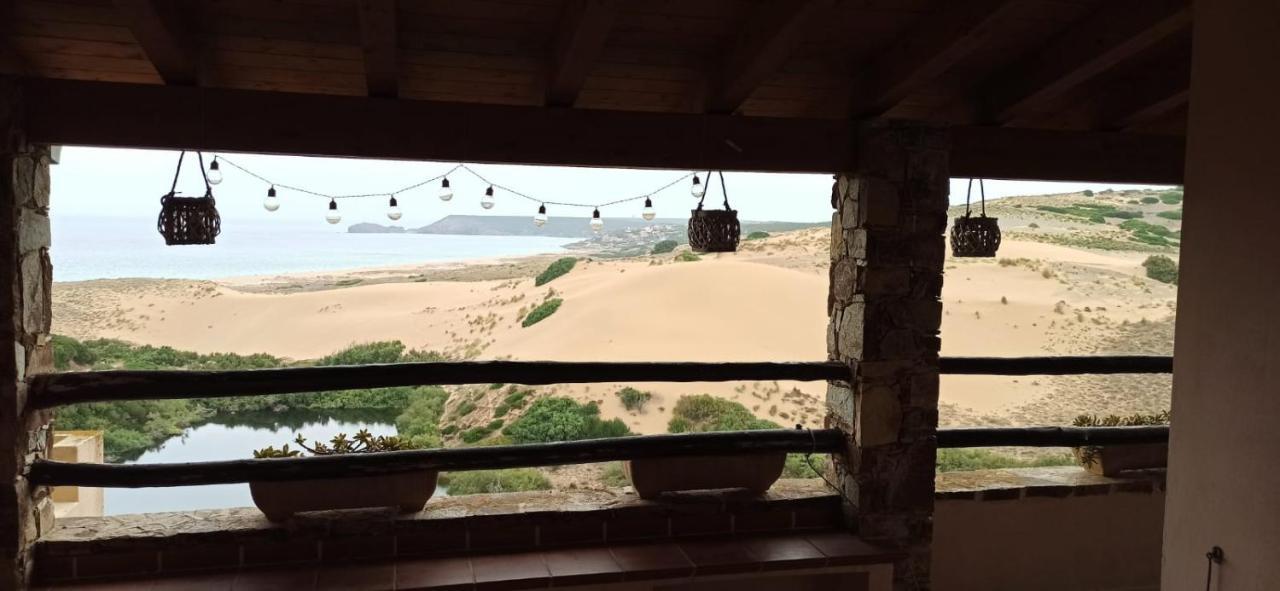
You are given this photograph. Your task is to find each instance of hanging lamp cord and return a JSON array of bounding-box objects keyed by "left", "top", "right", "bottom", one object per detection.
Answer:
[
  {"left": 168, "top": 151, "right": 186, "bottom": 196},
  {"left": 695, "top": 171, "right": 732, "bottom": 211},
  {"left": 964, "top": 178, "right": 987, "bottom": 218},
  {"left": 1204, "top": 546, "right": 1223, "bottom": 591}
]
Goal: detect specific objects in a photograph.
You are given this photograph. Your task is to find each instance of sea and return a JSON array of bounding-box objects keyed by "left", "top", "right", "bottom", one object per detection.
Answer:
[{"left": 51, "top": 216, "right": 574, "bottom": 282}]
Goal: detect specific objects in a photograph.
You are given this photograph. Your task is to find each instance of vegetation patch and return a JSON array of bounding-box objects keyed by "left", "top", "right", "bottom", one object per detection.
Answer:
[
  {"left": 615, "top": 387, "right": 653, "bottom": 412},
  {"left": 650, "top": 240, "right": 678, "bottom": 254},
  {"left": 1160, "top": 191, "right": 1184, "bottom": 205},
  {"left": 667, "top": 394, "right": 780, "bottom": 433},
  {"left": 534, "top": 257, "right": 577, "bottom": 286},
  {"left": 1033, "top": 203, "right": 1141, "bottom": 223},
  {"left": 1119, "top": 219, "right": 1181, "bottom": 247},
  {"left": 674, "top": 251, "right": 701, "bottom": 262},
  {"left": 521, "top": 298, "right": 563, "bottom": 327},
  {"left": 783, "top": 454, "right": 827, "bottom": 478},
  {"left": 394, "top": 389, "right": 451, "bottom": 448},
  {"left": 1142, "top": 255, "right": 1179, "bottom": 284},
  {"left": 1140, "top": 196, "right": 1160, "bottom": 204},
  {"left": 493, "top": 388, "right": 532, "bottom": 418},
  {"left": 442, "top": 468, "right": 552, "bottom": 495},
  {"left": 745, "top": 231, "right": 770, "bottom": 240},
  {"left": 1156, "top": 210, "right": 1182, "bottom": 220},
  {"left": 502, "top": 397, "right": 631, "bottom": 443},
  {"left": 936, "top": 449, "right": 1073, "bottom": 472}
]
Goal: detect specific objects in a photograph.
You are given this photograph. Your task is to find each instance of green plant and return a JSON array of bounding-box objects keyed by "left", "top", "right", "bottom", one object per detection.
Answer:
[
  {"left": 1140, "top": 196, "right": 1159, "bottom": 204},
  {"left": 494, "top": 389, "right": 531, "bottom": 417},
  {"left": 255, "top": 429, "right": 414, "bottom": 458},
  {"left": 1072, "top": 412, "right": 1170, "bottom": 468},
  {"left": 615, "top": 387, "right": 653, "bottom": 412},
  {"left": 674, "top": 251, "right": 701, "bottom": 262},
  {"left": 1159, "top": 191, "right": 1183, "bottom": 205},
  {"left": 783, "top": 453, "right": 826, "bottom": 478},
  {"left": 601, "top": 462, "right": 630, "bottom": 487},
  {"left": 651, "top": 240, "right": 679, "bottom": 254},
  {"left": 503, "top": 397, "right": 632, "bottom": 443},
  {"left": 1156, "top": 210, "right": 1182, "bottom": 220},
  {"left": 461, "top": 426, "right": 494, "bottom": 443},
  {"left": 1082, "top": 189, "right": 1094, "bottom": 197},
  {"left": 936, "top": 449, "right": 1073, "bottom": 472},
  {"left": 535, "top": 257, "right": 577, "bottom": 286},
  {"left": 51, "top": 334, "right": 98, "bottom": 370},
  {"left": 454, "top": 401, "right": 477, "bottom": 417},
  {"left": 394, "top": 387, "right": 450, "bottom": 448},
  {"left": 1142, "top": 255, "right": 1179, "bottom": 284},
  {"left": 521, "top": 298, "right": 563, "bottom": 327},
  {"left": 667, "top": 395, "right": 779, "bottom": 433},
  {"left": 745, "top": 231, "right": 770, "bottom": 240},
  {"left": 442, "top": 468, "right": 552, "bottom": 495}
]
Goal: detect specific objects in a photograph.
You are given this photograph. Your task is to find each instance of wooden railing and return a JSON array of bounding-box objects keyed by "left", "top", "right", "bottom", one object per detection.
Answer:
[{"left": 27, "top": 356, "right": 1173, "bottom": 488}]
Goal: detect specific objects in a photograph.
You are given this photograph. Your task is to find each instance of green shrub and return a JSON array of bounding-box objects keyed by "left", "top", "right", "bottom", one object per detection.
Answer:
[
  {"left": 1157, "top": 210, "right": 1182, "bottom": 220},
  {"left": 745, "top": 231, "right": 770, "bottom": 240},
  {"left": 936, "top": 449, "right": 1073, "bottom": 472},
  {"left": 535, "top": 257, "right": 577, "bottom": 286},
  {"left": 1140, "top": 196, "right": 1159, "bottom": 204},
  {"left": 461, "top": 426, "right": 494, "bottom": 443},
  {"left": 615, "top": 387, "right": 653, "bottom": 412},
  {"left": 601, "top": 462, "right": 630, "bottom": 487},
  {"left": 651, "top": 240, "right": 679, "bottom": 255},
  {"left": 393, "top": 388, "right": 450, "bottom": 448},
  {"left": 494, "top": 389, "right": 531, "bottom": 417},
  {"left": 1088, "top": 215, "right": 1106, "bottom": 224},
  {"left": 442, "top": 468, "right": 552, "bottom": 495},
  {"left": 1142, "top": 255, "right": 1179, "bottom": 284},
  {"left": 674, "top": 252, "right": 701, "bottom": 262},
  {"left": 667, "top": 395, "right": 779, "bottom": 433},
  {"left": 521, "top": 298, "right": 563, "bottom": 327},
  {"left": 51, "top": 334, "right": 97, "bottom": 370},
  {"left": 503, "top": 397, "right": 631, "bottom": 443},
  {"left": 1160, "top": 191, "right": 1183, "bottom": 205},
  {"left": 441, "top": 424, "right": 459, "bottom": 436},
  {"left": 1104, "top": 210, "right": 1143, "bottom": 219},
  {"left": 1082, "top": 189, "right": 1094, "bottom": 197},
  {"left": 783, "top": 454, "right": 826, "bottom": 478},
  {"left": 454, "top": 401, "right": 477, "bottom": 417}
]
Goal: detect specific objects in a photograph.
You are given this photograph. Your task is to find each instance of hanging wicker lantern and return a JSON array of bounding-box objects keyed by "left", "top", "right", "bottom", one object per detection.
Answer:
[
  {"left": 951, "top": 178, "right": 1000, "bottom": 257},
  {"left": 157, "top": 151, "right": 222, "bottom": 245},
  {"left": 687, "top": 171, "right": 740, "bottom": 253}
]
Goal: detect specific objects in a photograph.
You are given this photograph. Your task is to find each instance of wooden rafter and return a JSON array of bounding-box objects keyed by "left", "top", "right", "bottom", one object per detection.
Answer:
[
  {"left": 850, "top": 0, "right": 1015, "bottom": 117},
  {"left": 1100, "top": 62, "right": 1190, "bottom": 131},
  {"left": 113, "top": 0, "right": 198, "bottom": 85},
  {"left": 983, "top": 0, "right": 1191, "bottom": 124},
  {"left": 546, "top": 0, "right": 619, "bottom": 107},
  {"left": 357, "top": 0, "right": 398, "bottom": 98},
  {"left": 706, "top": 0, "right": 833, "bottom": 114}
]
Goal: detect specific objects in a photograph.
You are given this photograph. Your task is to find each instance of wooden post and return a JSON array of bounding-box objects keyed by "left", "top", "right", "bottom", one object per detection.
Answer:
[
  {"left": 828, "top": 121, "right": 948, "bottom": 590},
  {"left": 0, "top": 76, "right": 55, "bottom": 591}
]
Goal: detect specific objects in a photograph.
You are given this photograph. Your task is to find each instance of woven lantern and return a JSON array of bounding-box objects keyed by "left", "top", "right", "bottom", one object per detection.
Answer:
[
  {"left": 951, "top": 178, "right": 1001, "bottom": 257},
  {"left": 687, "top": 171, "right": 740, "bottom": 253},
  {"left": 157, "top": 151, "right": 222, "bottom": 245}
]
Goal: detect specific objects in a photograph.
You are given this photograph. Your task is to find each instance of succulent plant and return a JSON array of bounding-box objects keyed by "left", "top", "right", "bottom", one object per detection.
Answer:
[{"left": 253, "top": 429, "right": 415, "bottom": 458}]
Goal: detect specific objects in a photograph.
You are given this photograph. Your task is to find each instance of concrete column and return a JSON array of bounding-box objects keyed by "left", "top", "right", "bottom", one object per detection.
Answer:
[
  {"left": 827, "top": 122, "right": 947, "bottom": 591},
  {"left": 0, "top": 77, "right": 55, "bottom": 591}
]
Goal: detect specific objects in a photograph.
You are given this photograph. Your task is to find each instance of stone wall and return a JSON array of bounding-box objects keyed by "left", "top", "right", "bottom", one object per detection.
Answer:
[
  {"left": 827, "top": 122, "right": 948, "bottom": 590},
  {"left": 0, "top": 78, "right": 55, "bottom": 591}
]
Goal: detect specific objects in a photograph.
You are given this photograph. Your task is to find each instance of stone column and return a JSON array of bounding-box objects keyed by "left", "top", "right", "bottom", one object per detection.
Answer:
[
  {"left": 827, "top": 121, "right": 947, "bottom": 590},
  {"left": 0, "top": 77, "right": 56, "bottom": 591}
]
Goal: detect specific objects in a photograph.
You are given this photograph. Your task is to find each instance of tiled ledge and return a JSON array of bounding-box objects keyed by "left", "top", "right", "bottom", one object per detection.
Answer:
[
  {"left": 36, "top": 480, "right": 841, "bottom": 585},
  {"left": 935, "top": 466, "right": 1167, "bottom": 501}
]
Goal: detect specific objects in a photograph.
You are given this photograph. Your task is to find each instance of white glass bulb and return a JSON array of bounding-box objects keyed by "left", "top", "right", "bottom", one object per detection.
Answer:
[
  {"left": 387, "top": 206, "right": 402, "bottom": 221},
  {"left": 326, "top": 211, "right": 342, "bottom": 224},
  {"left": 481, "top": 193, "right": 496, "bottom": 209},
  {"left": 534, "top": 212, "right": 548, "bottom": 226},
  {"left": 439, "top": 186, "right": 454, "bottom": 202},
  {"left": 642, "top": 204, "right": 656, "bottom": 221},
  {"left": 207, "top": 168, "right": 223, "bottom": 185},
  {"left": 590, "top": 216, "right": 604, "bottom": 233},
  {"left": 690, "top": 178, "right": 705, "bottom": 198},
  {"left": 263, "top": 195, "right": 280, "bottom": 212}
]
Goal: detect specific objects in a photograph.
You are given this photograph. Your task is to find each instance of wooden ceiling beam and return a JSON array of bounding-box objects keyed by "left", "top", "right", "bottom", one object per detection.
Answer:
[
  {"left": 546, "top": 0, "right": 619, "bottom": 107},
  {"left": 357, "top": 0, "right": 399, "bottom": 98},
  {"left": 707, "top": 0, "right": 833, "bottom": 114},
  {"left": 19, "top": 78, "right": 1184, "bottom": 183},
  {"left": 113, "top": 0, "right": 199, "bottom": 85},
  {"left": 850, "top": 0, "right": 1016, "bottom": 118},
  {"left": 0, "top": 0, "right": 27, "bottom": 76},
  {"left": 1099, "top": 63, "right": 1190, "bottom": 131},
  {"left": 983, "top": 0, "right": 1190, "bottom": 124}
]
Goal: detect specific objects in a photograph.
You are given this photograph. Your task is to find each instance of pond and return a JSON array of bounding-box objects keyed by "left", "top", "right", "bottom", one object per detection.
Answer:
[{"left": 103, "top": 409, "right": 439, "bottom": 516}]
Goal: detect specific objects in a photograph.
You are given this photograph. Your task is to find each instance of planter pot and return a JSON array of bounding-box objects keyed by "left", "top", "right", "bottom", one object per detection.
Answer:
[
  {"left": 1074, "top": 444, "right": 1168, "bottom": 476},
  {"left": 250, "top": 470, "right": 438, "bottom": 522},
  {"left": 625, "top": 453, "right": 785, "bottom": 499}
]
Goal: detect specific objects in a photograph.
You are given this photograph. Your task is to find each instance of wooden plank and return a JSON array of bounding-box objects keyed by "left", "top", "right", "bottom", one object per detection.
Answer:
[
  {"left": 28, "top": 428, "right": 848, "bottom": 487},
  {"left": 938, "top": 426, "right": 1168, "bottom": 448},
  {"left": 1099, "top": 63, "right": 1190, "bottom": 131},
  {"left": 545, "top": 0, "right": 619, "bottom": 107},
  {"left": 0, "top": 0, "right": 29, "bottom": 75},
  {"left": 940, "top": 356, "right": 1173, "bottom": 375},
  {"left": 357, "top": 0, "right": 398, "bottom": 97},
  {"left": 983, "top": 0, "right": 1191, "bottom": 123},
  {"left": 706, "top": 0, "right": 832, "bottom": 114},
  {"left": 29, "top": 360, "right": 852, "bottom": 408},
  {"left": 849, "top": 0, "right": 1016, "bottom": 117},
  {"left": 113, "top": 0, "right": 198, "bottom": 85},
  {"left": 950, "top": 126, "right": 1185, "bottom": 183}
]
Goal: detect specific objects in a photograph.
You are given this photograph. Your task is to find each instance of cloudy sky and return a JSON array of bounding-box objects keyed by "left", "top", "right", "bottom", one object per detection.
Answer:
[{"left": 50, "top": 147, "right": 1170, "bottom": 227}]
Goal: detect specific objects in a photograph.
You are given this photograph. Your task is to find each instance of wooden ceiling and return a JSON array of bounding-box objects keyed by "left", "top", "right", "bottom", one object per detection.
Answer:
[{"left": 0, "top": 0, "right": 1191, "bottom": 180}]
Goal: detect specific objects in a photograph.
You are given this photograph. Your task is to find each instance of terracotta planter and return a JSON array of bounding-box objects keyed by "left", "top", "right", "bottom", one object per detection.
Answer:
[
  {"left": 250, "top": 470, "right": 438, "bottom": 522},
  {"left": 1074, "top": 444, "right": 1168, "bottom": 476},
  {"left": 625, "top": 453, "right": 785, "bottom": 499}
]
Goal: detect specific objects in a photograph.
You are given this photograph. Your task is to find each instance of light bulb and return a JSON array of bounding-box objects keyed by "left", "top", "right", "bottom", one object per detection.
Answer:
[
  {"left": 690, "top": 174, "right": 704, "bottom": 198},
  {"left": 387, "top": 195, "right": 402, "bottom": 221},
  {"left": 642, "top": 197, "right": 656, "bottom": 221},
  {"left": 534, "top": 204, "right": 548, "bottom": 227},
  {"left": 263, "top": 186, "right": 280, "bottom": 212},
  {"left": 439, "top": 178, "right": 454, "bottom": 202},
  {"left": 207, "top": 158, "right": 223, "bottom": 185},
  {"left": 590, "top": 208, "right": 604, "bottom": 233},
  {"left": 481, "top": 186, "right": 495, "bottom": 209},
  {"left": 325, "top": 199, "right": 342, "bottom": 224}
]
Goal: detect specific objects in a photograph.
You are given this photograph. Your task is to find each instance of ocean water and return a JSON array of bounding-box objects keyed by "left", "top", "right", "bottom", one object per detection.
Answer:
[{"left": 51, "top": 216, "right": 572, "bottom": 281}]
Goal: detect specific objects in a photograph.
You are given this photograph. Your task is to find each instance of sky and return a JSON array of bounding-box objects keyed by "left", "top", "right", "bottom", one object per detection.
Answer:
[{"left": 50, "top": 147, "right": 1172, "bottom": 227}]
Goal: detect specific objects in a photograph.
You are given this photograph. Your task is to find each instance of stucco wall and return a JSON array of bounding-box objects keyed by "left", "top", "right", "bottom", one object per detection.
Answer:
[{"left": 1163, "top": 1, "right": 1280, "bottom": 589}]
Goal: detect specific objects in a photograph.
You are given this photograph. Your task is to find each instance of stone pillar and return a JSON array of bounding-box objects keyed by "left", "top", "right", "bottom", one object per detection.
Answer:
[
  {"left": 827, "top": 121, "right": 947, "bottom": 590},
  {"left": 0, "top": 77, "right": 55, "bottom": 591}
]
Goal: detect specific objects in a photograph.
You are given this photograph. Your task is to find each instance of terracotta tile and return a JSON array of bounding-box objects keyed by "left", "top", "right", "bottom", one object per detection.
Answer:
[
  {"left": 605, "top": 513, "right": 669, "bottom": 542},
  {"left": 75, "top": 550, "right": 159, "bottom": 579},
  {"left": 732, "top": 508, "right": 793, "bottom": 533},
  {"left": 321, "top": 536, "right": 395, "bottom": 563},
  {"left": 471, "top": 552, "right": 549, "bottom": 591},
  {"left": 537, "top": 517, "right": 605, "bottom": 548},
  {"left": 805, "top": 533, "right": 896, "bottom": 566},
  {"left": 678, "top": 539, "right": 759, "bottom": 576},
  {"left": 608, "top": 544, "right": 693, "bottom": 581},
  {"left": 42, "top": 579, "right": 155, "bottom": 590},
  {"left": 161, "top": 544, "right": 241, "bottom": 572},
  {"left": 315, "top": 563, "right": 395, "bottom": 591},
  {"left": 791, "top": 500, "right": 841, "bottom": 529},
  {"left": 241, "top": 539, "right": 320, "bottom": 567},
  {"left": 396, "top": 557, "right": 474, "bottom": 591},
  {"left": 396, "top": 522, "right": 469, "bottom": 557},
  {"left": 743, "top": 536, "right": 827, "bottom": 570},
  {"left": 543, "top": 548, "right": 622, "bottom": 586},
  {"left": 669, "top": 513, "right": 732, "bottom": 537},
  {"left": 151, "top": 572, "right": 236, "bottom": 590},
  {"left": 232, "top": 566, "right": 318, "bottom": 591},
  {"left": 467, "top": 518, "right": 537, "bottom": 553}
]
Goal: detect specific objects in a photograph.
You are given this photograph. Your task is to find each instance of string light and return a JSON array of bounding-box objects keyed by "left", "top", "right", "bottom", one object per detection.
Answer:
[
  {"left": 263, "top": 186, "right": 280, "bottom": 212},
  {"left": 642, "top": 197, "right": 656, "bottom": 221},
  {"left": 387, "top": 195, "right": 402, "bottom": 221},
  {"left": 481, "top": 186, "right": 496, "bottom": 209},
  {"left": 690, "top": 174, "right": 704, "bottom": 198},
  {"left": 439, "top": 178, "right": 454, "bottom": 202},
  {"left": 534, "top": 204, "right": 548, "bottom": 227},
  {"left": 590, "top": 208, "right": 603, "bottom": 233},
  {"left": 207, "top": 157, "right": 223, "bottom": 185},
  {"left": 325, "top": 199, "right": 341, "bottom": 224}
]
